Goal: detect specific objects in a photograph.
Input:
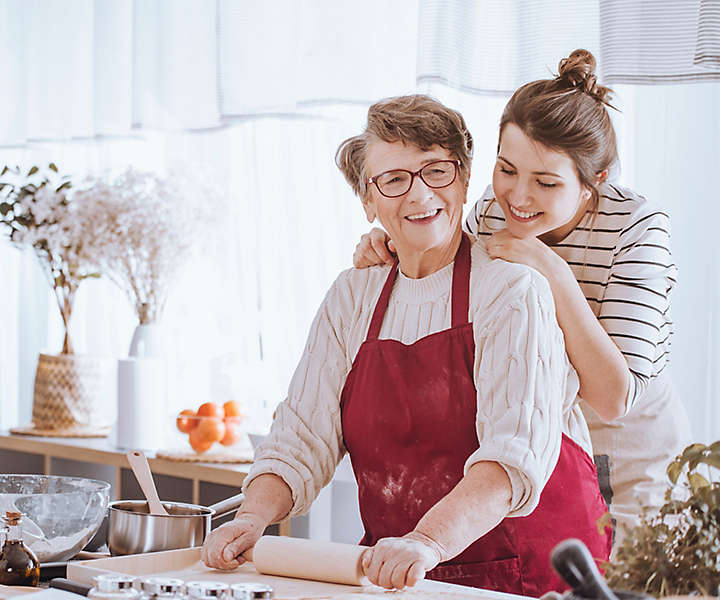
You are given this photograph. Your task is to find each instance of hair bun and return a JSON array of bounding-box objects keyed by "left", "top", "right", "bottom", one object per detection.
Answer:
[{"left": 557, "top": 49, "right": 613, "bottom": 105}]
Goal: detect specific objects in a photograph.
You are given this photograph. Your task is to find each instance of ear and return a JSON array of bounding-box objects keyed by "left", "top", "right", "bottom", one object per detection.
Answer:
[
  {"left": 461, "top": 168, "right": 470, "bottom": 204},
  {"left": 362, "top": 196, "right": 377, "bottom": 223},
  {"left": 596, "top": 169, "right": 609, "bottom": 184}
]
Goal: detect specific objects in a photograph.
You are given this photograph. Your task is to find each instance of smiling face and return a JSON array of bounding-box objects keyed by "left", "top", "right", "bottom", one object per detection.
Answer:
[
  {"left": 363, "top": 140, "right": 467, "bottom": 277},
  {"left": 492, "top": 123, "right": 592, "bottom": 243}
]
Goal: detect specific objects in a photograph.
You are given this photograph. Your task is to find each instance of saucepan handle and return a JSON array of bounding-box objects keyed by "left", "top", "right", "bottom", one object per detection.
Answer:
[{"left": 209, "top": 492, "right": 245, "bottom": 520}]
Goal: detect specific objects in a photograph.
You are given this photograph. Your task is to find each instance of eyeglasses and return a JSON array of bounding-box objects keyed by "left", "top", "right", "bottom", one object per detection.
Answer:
[{"left": 367, "top": 160, "right": 460, "bottom": 198}]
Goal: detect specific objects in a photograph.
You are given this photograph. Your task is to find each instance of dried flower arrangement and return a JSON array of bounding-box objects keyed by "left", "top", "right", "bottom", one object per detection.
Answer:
[
  {"left": 75, "top": 167, "right": 204, "bottom": 326},
  {"left": 605, "top": 441, "right": 720, "bottom": 596},
  {"left": 0, "top": 164, "right": 101, "bottom": 354}
]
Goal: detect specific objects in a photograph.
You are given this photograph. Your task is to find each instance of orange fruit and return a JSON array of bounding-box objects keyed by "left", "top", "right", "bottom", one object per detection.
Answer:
[
  {"left": 223, "top": 400, "right": 242, "bottom": 418},
  {"left": 189, "top": 427, "right": 213, "bottom": 453},
  {"left": 196, "top": 417, "right": 226, "bottom": 443},
  {"left": 197, "top": 402, "right": 223, "bottom": 419},
  {"left": 176, "top": 409, "right": 197, "bottom": 433},
  {"left": 220, "top": 420, "right": 242, "bottom": 446}
]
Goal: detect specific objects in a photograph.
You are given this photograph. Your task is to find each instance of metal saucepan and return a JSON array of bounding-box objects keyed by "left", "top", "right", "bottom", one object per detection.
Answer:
[{"left": 107, "top": 492, "right": 244, "bottom": 555}]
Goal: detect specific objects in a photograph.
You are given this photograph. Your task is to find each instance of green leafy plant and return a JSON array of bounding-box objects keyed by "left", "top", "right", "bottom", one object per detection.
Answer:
[
  {"left": 605, "top": 441, "right": 720, "bottom": 596},
  {"left": 0, "top": 164, "right": 101, "bottom": 354}
]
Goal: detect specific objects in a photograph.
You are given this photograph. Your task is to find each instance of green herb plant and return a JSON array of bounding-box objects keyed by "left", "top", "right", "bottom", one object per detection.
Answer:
[
  {"left": 605, "top": 441, "right": 720, "bottom": 596},
  {"left": 0, "top": 164, "right": 100, "bottom": 354}
]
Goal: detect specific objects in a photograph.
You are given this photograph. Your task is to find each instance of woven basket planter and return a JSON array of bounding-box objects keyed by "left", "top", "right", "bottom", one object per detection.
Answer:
[{"left": 11, "top": 353, "right": 115, "bottom": 437}]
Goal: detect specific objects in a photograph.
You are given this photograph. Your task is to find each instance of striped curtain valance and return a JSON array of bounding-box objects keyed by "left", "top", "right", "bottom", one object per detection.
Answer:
[
  {"left": 417, "top": 0, "right": 720, "bottom": 93},
  {"left": 695, "top": 0, "right": 720, "bottom": 68},
  {"left": 416, "top": 0, "right": 601, "bottom": 95},
  {"left": 600, "top": 0, "right": 720, "bottom": 84}
]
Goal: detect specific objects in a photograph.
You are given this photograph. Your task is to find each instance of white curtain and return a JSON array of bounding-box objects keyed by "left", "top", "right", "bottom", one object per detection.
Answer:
[
  {"left": 0, "top": 0, "right": 419, "bottom": 144},
  {"left": 1, "top": 1, "right": 718, "bottom": 444},
  {"left": 610, "top": 82, "right": 720, "bottom": 443},
  {"left": 0, "top": 247, "right": 20, "bottom": 429}
]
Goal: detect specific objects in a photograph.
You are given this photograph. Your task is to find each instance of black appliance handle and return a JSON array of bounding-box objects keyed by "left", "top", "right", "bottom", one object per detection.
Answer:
[{"left": 49, "top": 577, "right": 93, "bottom": 596}]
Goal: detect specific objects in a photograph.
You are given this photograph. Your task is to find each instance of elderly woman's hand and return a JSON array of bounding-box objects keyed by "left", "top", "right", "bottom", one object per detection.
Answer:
[
  {"left": 200, "top": 512, "right": 267, "bottom": 570},
  {"left": 362, "top": 531, "right": 446, "bottom": 589},
  {"left": 353, "top": 227, "right": 396, "bottom": 268}
]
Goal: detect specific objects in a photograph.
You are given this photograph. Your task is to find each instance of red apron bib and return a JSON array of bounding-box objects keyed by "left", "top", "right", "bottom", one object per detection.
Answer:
[{"left": 340, "top": 234, "right": 611, "bottom": 596}]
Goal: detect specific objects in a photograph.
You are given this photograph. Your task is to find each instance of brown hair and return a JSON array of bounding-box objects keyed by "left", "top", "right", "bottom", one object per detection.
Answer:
[
  {"left": 498, "top": 49, "right": 618, "bottom": 208},
  {"left": 336, "top": 95, "right": 473, "bottom": 200}
]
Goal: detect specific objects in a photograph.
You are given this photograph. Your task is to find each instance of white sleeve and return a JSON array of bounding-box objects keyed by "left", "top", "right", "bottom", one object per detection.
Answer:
[
  {"left": 465, "top": 269, "right": 570, "bottom": 517},
  {"left": 242, "top": 275, "right": 351, "bottom": 517}
]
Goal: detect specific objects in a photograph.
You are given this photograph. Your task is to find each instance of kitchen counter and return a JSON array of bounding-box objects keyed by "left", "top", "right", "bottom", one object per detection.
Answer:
[
  {"left": 0, "top": 431, "right": 291, "bottom": 536},
  {"left": 0, "top": 431, "right": 368, "bottom": 543}
]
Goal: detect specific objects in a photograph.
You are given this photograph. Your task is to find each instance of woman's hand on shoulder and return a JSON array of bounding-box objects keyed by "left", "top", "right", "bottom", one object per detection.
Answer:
[
  {"left": 361, "top": 531, "right": 445, "bottom": 589},
  {"left": 486, "top": 229, "right": 557, "bottom": 276},
  {"left": 353, "top": 228, "right": 396, "bottom": 268},
  {"left": 200, "top": 512, "right": 267, "bottom": 570}
]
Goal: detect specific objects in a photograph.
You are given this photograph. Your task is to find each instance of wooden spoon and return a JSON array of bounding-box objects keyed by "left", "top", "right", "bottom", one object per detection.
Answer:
[{"left": 125, "top": 450, "right": 169, "bottom": 516}]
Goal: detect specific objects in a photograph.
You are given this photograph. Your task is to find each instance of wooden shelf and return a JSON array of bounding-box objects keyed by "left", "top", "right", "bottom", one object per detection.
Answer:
[
  {"left": 0, "top": 430, "right": 290, "bottom": 536},
  {"left": 0, "top": 431, "right": 251, "bottom": 487},
  {"left": 0, "top": 430, "right": 298, "bottom": 535}
]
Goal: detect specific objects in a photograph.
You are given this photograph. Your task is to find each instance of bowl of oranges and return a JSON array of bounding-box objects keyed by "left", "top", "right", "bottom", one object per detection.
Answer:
[{"left": 175, "top": 400, "right": 246, "bottom": 454}]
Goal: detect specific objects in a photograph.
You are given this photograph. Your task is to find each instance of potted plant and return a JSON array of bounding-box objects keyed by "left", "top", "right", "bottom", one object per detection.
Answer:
[
  {"left": 0, "top": 164, "right": 114, "bottom": 436},
  {"left": 605, "top": 441, "right": 720, "bottom": 596}
]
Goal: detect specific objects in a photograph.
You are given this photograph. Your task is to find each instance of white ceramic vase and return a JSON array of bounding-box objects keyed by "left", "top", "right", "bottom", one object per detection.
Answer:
[
  {"left": 116, "top": 324, "right": 167, "bottom": 450},
  {"left": 128, "top": 324, "right": 166, "bottom": 358}
]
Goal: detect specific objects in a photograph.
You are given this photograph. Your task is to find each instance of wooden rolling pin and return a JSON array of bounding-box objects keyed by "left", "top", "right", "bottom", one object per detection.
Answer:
[{"left": 243, "top": 536, "right": 368, "bottom": 586}]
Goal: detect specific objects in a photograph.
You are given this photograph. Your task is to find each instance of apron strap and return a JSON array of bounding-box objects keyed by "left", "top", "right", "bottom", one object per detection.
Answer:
[
  {"left": 451, "top": 233, "right": 471, "bottom": 328},
  {"left": 366, "top": 233, "right": 472, "bottom": 341},
  {"left": 366, "top": 259, "right": 399, "bottom": 341}
]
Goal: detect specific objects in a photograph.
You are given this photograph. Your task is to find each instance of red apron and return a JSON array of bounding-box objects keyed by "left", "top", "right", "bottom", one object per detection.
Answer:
[{"left": 340, "top": 234, "right": 611, "bottom": 596}]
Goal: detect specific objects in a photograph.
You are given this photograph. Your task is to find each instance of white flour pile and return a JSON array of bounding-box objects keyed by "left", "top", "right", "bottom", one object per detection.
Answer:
[{"left": 0, "top": 495, "right": 97, "bottom": 562}]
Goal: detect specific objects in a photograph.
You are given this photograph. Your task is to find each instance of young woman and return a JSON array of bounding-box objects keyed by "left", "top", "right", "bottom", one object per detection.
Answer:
[{"left": 354, "top": 49, "right": 692, "bottom": 541}]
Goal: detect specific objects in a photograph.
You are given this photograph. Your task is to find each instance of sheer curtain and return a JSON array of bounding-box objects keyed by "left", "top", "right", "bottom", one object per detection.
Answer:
[
  {"left": 610, "top": 82, "right": 720, "bottom": 443},
  {"left": 0, "top": 0, "right": 418, "bottom": 143},
  {"left": 1, "top": 1, "right": 718, "bottom": 443}
]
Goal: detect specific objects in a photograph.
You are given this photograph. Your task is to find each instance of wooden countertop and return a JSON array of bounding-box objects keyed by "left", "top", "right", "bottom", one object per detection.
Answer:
[{"left": 67, "top": 547, "right": 529, "bottom": 600}]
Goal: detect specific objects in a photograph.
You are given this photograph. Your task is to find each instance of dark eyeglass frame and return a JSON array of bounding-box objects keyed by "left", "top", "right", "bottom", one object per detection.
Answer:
[{"left": 366, "top": 159, "right": 460, "bottom": 198}]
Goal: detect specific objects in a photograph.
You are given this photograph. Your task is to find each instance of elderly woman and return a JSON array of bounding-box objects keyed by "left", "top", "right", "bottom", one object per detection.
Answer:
[{"left": 202, "top": 95, "right": 610, "bottom": 596}]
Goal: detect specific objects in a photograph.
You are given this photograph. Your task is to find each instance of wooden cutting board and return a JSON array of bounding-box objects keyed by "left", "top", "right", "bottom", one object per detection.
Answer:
[{"left": 66, "top": 547, "right": 531, "bottom": 600}]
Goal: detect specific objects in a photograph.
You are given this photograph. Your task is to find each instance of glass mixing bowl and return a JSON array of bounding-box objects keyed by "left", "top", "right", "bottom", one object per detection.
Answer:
[{"left": 0, "top": 474, "right": 110, "bottom": 562}]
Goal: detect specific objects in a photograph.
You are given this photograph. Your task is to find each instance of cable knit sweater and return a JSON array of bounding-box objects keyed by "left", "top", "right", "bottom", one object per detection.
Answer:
[{"left": 245, "top": 240, "right": 591, "bottom": 519}]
